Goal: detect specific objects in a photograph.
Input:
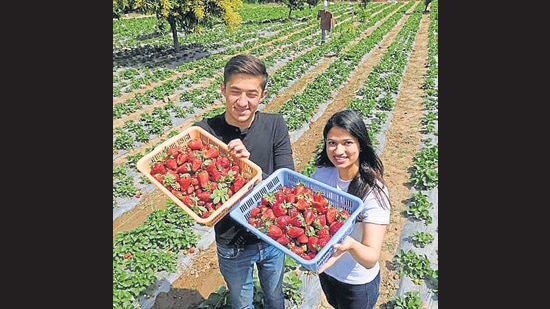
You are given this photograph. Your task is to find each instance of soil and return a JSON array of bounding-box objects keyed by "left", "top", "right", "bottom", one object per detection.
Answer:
[{"left": 113, "top": 4, "right": 433, "bottom": 309}]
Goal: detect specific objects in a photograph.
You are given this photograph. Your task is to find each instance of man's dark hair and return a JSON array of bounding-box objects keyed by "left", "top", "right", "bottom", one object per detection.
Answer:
[{"left": 223, "top": 54, "right": 268, "bottom": 91}]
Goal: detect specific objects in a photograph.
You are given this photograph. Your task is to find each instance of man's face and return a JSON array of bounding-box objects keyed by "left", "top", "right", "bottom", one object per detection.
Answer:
[{"left": 221, "top": 73, "right": 267, "bottom": 129}]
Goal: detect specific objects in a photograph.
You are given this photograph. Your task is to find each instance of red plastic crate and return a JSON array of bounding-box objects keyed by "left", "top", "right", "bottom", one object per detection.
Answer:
[{"left": 230, "top": 168, "right": 364, "bottom": 272}]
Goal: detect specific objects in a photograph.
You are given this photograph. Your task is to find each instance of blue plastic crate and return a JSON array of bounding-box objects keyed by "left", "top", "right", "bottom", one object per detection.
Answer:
[{"left": 230, "top": 168, "right": 364, "bottom": 272}]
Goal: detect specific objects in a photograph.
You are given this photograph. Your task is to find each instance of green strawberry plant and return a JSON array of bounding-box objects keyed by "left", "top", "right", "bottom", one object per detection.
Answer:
[
  {"left": 410, "top": 231, "right": 434, "bottom": 248},
  {"left": 405, "top": 191, "right": 433, "bottom": 226},
  {"left": 385, "top": 291, "right": 424, "bottom": 309}
]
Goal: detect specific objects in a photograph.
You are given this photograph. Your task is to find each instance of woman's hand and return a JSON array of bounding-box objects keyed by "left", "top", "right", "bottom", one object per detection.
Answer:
[
  {"left": 317, "top": 236, "right": 355, "bottom": 273},
  {"left": 227, "top": 139, "right": 250, "bottom": 159}
]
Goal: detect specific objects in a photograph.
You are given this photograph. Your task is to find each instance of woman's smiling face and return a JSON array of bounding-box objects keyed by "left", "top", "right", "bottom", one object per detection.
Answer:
[{"left": 326, "top": 126, "right": 360, "bottom": 178}]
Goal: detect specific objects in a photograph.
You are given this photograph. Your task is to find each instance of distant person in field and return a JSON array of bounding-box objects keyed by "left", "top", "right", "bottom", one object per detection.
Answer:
[
  {"left": 424, "top": 0, "right": 432, "bottom": 13},
  {"left": 193, "top": 54, "right": 295, "bottom": 309},
  {"left": 312, "top": 109, "right": 391, "bottom": 309},
  {"left": 317, "top": 0, "right": 334, "bottom": 44}
]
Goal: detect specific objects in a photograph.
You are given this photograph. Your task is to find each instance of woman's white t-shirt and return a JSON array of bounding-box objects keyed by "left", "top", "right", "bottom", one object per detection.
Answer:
[{"left": 311, "top": 166, "right": 390, "bottom": 284}]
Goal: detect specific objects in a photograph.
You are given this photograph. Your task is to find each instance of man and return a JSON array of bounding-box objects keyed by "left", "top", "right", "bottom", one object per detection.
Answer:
[
  {"left": 317, "top": 1, "right": 334, "bottom": 44},
  {"left": 193, "top": 54, "right": 295, "bottom": 308}
]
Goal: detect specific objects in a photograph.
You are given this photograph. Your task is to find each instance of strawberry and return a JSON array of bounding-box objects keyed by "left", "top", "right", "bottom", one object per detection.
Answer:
[
  {"left": 275, "top": 191, "right": 286, "bottom": 203},
  {"left": 339, "top": 209, "right": 350, "bottom": 220},
  {"left": 261, "top": 208, "right": 276, "bottom": 221},
  {"left": 188, "top": 137, "right": 203, "bottom": 150},
  {"left": 216, "top": 156, "right": 231, "bottom": 168},
  {"left": 205, "top": 202, "right": 214, "bottom": 212},
  {"left": 172, "top": 190, "right": 184, "bottom": 199},
  {"left": 287, "top": 207, "right": 300, "bottom": 218},
  {"left": 297, "top": 233, "right": 309, "bottom": 244},
  {"left": 178, "top": 173, "right": 192, "bottom": 191},
  {"left": 176, "top": 152, "right": 189, "bottom": 165},
  {"left": 275, "top": 215, "right": 291, "bottom": 229},
  {"left": 230, "top": 165, "right": 240, "bottom": 174},
  {"left": 326, "top": 207, "right": 337, "bottom": 224},
  {"left": 267, "top": 225, "right": 283, "bottom": 239},
  {"left": 210, "top": 170, "right": 223, "bottom": 182},
  {"left": 312, "top": 191, "right": 329, "bottom": 213},
  {"left": 317, "top": 227, "right": 330, "bottom": 239},
  {"left": 307, "top": 236, "right": 320, "bottom": 253},
  {"left": 276, "top": 235, "right": 290, "bottom": 245},
  {"left": 197, "top": 170, "right": 209, "bottom": 189},
  {"left": 204, "top": 147, "right": 220, "bottom": 159},
  {"left": 166, "top": 146, "right": 180, "bottom": 158},
  {"left": 197, "top": 191, "right": 212, "bottom": 201},
  {"left": 204, "top": 159, "right": 217, "bottom": 172},
  {"left": 153, "top": 173, "right": 164, "bottom": 183},
  {"left": 313, "top": 214, "right": 327, "bottom": 229},
  {"left": 191, "top": 158, "right": 203, "bottom": 172},
  {"left": 231, "top": 175, "right": 247, "bottom": 192},
  {"left": 318, "top": 236, "right": 330, "bottom": 249},
  {"left": 329, "top": 220, "right": 344, "bottom": 235},
  {"left": 176, "top": 163, "right": 191, "bottom": 173},
  {"left": 285, "top": 192, "right": 297, "bottom": 203},
  {"left": 295, "top": 197, "right": 309, "bottom": 211},
  {"left": 248, "top": 217, "right": 259, "bottom": 226},
  {"left": 151, "top": 162, "right": 166, "bottom": 175},
  {"left": 293, "top": 183, "right": 308, "bottom": 196},
  {"left": 272, "top": 201, "right": 287, "bottom": 217},
  {"left": 261, "top": 193, "right": 275, "bottom": 206},
  {"left": 162, "top": 171, "right": 179, "bottom": 188},
  {"left": 287, "top": 226, "right": 304, "bottom": 238},
  {"left": 181, "top": 195, "right": 195, "bottom": 207},
  {"left": 279, "top": 186, "right": 291, "bottom": 194},
  {"left": 165, "top": 158, "right": 178, "bottom": 170},
  {"left": 303, "top": 209, "right": 314, "bottom": 226},
  {"left": 249, "top": 206, "right": 261, "bottom": 218},
  {"left": 288, "top": 215, "right": 304, "bottom": 227},
  {"left": 291, "top": 245, "right": 304, "bottom": 255}
]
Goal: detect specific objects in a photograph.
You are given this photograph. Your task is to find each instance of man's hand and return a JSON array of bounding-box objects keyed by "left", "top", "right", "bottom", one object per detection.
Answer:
[{"left": 227, "top": 139, "right": 250, "bottom": 159}]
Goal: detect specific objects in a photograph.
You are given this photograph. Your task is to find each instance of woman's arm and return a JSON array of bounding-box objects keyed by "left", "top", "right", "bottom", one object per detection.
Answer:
[{"left": 318, "top": 222, "right": 387, "bottom": 273}]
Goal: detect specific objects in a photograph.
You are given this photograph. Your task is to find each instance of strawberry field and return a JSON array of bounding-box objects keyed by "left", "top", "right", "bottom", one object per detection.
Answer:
[{"left": 113, "top": 1, "right": 438, "bottom": 308}]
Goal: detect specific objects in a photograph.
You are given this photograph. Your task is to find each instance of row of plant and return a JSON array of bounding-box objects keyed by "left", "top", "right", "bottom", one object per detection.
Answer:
[
  {"left": 113, "top": 5, "right": 354, "bottom": 99},
  {"left": 386, "top": 2, "right": 439, "bottom": 307},
  {"left": 113, "top": 2, "right": 325, "bottom": 52},
  {"left": 302, "top": 0, "right": 420, "bottom": 174}
]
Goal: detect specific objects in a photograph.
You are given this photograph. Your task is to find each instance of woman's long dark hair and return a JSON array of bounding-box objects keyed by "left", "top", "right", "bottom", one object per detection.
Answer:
[{"left": 314, "top": 109, "right": 390, "bottom": 209}]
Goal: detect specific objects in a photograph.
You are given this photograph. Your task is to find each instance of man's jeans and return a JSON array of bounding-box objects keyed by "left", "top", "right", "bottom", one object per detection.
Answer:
[{"left": 217, "top": 241, "right": 285, "bottom": 309}]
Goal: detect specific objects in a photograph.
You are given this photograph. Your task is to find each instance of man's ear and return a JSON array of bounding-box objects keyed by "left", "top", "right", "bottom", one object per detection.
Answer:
[{"left": 220, "top": 81, "right": 226, "bottom": 94}]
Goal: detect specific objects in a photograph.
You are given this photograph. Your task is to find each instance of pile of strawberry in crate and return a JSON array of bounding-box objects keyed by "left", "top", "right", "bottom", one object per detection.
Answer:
[
  {"left": 148, "top": 136, "right": 249, "bottom": 219},
  {"left": 247, "top": 183, "right": 351, "bottom": 261}
]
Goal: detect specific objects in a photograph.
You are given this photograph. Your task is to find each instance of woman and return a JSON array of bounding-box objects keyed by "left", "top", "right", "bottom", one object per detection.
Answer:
[{"left": 312, "top": 109, "right": 391, "bottom": 309}]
